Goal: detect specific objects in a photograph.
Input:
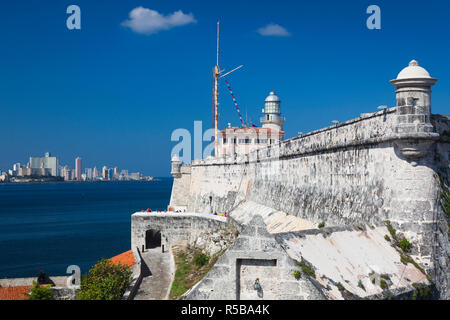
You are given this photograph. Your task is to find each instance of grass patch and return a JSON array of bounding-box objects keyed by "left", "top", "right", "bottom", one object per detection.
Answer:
[
  {"left": 193, "top": 253, "right": 209, "bottom": 267},
  {"left": 384, "top": 235, "right": 391, "bottom": 242},
  {"left": 169, "top": 246, "right": 217, "bottom": 300},
  {"left": 293, "top": 270, "right": 301, "bottom": 280},
  {"left": 318, "top": 222, "right": 325, "bottom": 228},
  {"left": 169, "top": 243, "right": 232, "bottom": 300}
]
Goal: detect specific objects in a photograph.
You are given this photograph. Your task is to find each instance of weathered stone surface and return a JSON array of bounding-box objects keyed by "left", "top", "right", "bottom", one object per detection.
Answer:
[{"left": 185, "top": 216, "right": 325, "bottom": 300}]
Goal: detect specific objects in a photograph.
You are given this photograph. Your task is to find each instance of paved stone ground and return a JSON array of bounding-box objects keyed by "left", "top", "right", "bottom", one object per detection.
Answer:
[{"left": 134, "top": 247, "right": 173, "bottom": 300}]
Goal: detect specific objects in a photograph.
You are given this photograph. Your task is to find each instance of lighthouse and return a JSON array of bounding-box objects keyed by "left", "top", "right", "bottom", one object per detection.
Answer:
[{"left": 260, "top": 91, "right": 285, "bottom": 131}]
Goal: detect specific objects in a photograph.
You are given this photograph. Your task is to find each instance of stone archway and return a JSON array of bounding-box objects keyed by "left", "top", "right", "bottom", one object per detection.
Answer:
[{"left": 145, "top": 229, "right": 161, "bottom": 249}]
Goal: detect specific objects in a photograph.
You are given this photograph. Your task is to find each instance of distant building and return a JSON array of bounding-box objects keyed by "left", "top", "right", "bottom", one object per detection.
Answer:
[
  {"left": 218, "top": 92, "right": 285, "bottom": 157},
  {"left": 113, "top": 167, "right": 119, "bottom": 179},
  {"left": 108, "top": 168, "right": 115, "bottom": 181},
  {"left": 75, "top": 157, "right": 82, "bottom": 181},
  {"left": 0, "top": 172, "right": 8, "bottom": 182},
  {"left": 61, "top": 166, "right": 72, "bottom": 181},
  {"left": 130, "top": 172, "right": 141, "bottom": 180},
  {"left": 29, "top": 152, "right": 59, "bottom": 176},
  {"left": 12, "top": 163, "right": 21, "bottom": 174},
  {"left": 86, "top": 168, "right": 93, "bottom": 180},
  {"left": 93, "top": 166, "right": 98, "bottom": 179},
  {"left": 102, "top": 166, "right": 108, "bottom": 180}
]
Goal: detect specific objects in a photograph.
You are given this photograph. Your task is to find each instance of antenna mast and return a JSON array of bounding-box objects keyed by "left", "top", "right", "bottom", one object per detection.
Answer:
[
  {"left": 213, "top": 21, "right": 220, "bottom": 157},
  {"left": 212, "top": 21, "right": 243, "bottom": 157}
]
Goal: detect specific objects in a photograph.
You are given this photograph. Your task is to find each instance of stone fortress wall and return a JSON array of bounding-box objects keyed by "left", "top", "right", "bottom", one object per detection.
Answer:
[
  {"left": 131, "top": 212, "right": 228, "bottom": 253},
  {"left": 168, "top": 60, "right": 449, "bottom": 298}
]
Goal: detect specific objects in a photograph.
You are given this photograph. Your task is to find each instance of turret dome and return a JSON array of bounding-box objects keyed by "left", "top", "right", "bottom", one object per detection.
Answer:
[
  {"left": 396, "top": 60, "right": 431, "bottom": 80},
  {"left": 265, "top": 91, "right": 280, "bottom": 103}
]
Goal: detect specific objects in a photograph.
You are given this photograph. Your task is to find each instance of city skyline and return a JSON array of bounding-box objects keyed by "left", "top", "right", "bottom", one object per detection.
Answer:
[
  {"left": 1, "top": 151, "right": 154, "bottom": 182},
  {"left": 1, "top": 1, "right": 449, "bottom": 176}
]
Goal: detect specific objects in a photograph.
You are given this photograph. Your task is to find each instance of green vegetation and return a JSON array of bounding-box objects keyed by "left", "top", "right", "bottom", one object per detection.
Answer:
[
  {"left": 399, "top": 237, "right": 412, "bottom": 253},
  {"left": 336, "top": 282, "right": 345, "bottom": 291},
  {"left": 384, "top": 235, "right": 391, "bottom": 242},
  {"left": 318, "top": 222, "right": 325, "bottom": 228},
  {"left": 296, "top": 259, "right": 315, "bottom": 278},
  {"left": 193, "top": 252, "right": 209, "bottom": 267},
  {"left": 380, "top": 279, "right": 389, "bottom": 290},
  {"left": 293, "top": 270, "right": 301, "bottom": 280},
  {"left": 75, "top": 258, "right": 132, "bottom": 300},
  {"left": 385, "top": 220, "right": 397, "bottom": 241},
  {"left": 380, "top": 274, "right": 390, "bottom": 281},
  {"left": 26, "top": 281, "right": 54, "bottom": 300},
  {"left": 411, "top": 283, "right": 433, "bottom": 299}
]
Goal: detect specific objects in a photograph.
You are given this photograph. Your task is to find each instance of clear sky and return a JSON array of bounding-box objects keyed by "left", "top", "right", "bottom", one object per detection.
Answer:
[{"left": 0, "top": 0, "right": 449, "bottom": 176}]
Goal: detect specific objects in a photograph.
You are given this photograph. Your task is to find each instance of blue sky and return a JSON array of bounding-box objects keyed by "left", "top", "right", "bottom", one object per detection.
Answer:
[{"left": 0, "top": 0, "right": 449, "bottom": 176}]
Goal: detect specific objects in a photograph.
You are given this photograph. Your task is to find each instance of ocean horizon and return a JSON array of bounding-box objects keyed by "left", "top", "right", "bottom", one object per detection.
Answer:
[{"left": 0, "top": 179, "right": 172, "bottom": 279}]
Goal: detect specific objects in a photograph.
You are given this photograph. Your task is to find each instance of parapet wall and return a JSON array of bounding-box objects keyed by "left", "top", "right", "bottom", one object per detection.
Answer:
[{"left": 131, "top": 212, "right": 228, "bottom": 251}]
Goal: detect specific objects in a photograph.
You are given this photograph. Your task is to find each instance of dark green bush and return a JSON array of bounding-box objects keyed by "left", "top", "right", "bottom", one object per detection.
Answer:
[
  {"left": 26, "top": 281, "right": 54, "bottom": 300},
  {"left": 399, "top": 237, "right": 412, "bottom": 253},
  {"left": 75, "top": 258, "right": 132, "bottom": 300},
  {"left": 296, "top": 260, "right": 315, "bottom": 278},
  {"left": 193, "top": 253, "right": 209, "bottom": 267}
]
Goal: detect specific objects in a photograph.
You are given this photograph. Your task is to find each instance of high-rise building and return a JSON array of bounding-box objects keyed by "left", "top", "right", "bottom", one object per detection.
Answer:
[
  {"left": 75, "top": 157, "right": 82, "bottom": 181},
  {"left": 29, "top": 152, "right": 59, "bottom": 176},
  {"left": 13, "top": 163, "right": 20, "bottom": 172},
  {"left": 113, "top": 167, "right": 119, "bottom": 179},
  {"left": 93, "top": 166, "right": 98, "bottom": 179},
  {"left": 86, "top": 168, "right": 93, "bottom": 180},
  {"left": 108, "top": 168, "right": 115, "bottom": 181},
  {"left": 102, "top": 166, "right": 108, "bottom": 180},
  {"left": 61, "top": 166, "right": 72, "bottom": 181}
]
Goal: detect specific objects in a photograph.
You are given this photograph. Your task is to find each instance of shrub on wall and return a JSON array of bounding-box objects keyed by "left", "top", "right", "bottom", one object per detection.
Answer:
[
  {"left": 75, "top": 259, "right": 132, "bottom": 300},
  {"left": 193, "top": 252, "right": 209, "bottom": 267},
  {"left": 26, "top": 281, "right": 54, "bottom": 300}
]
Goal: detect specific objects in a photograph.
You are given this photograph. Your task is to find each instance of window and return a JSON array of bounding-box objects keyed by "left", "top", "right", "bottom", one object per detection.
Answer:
[
  {"left": 223, "top": 138, "right": 227, "bottom": 144},
  {"left": 255, "top": 139, "right": 267, "bottom": 144},
  {"left": 238, "top": 138, "right": 252, "bottom": 144}
]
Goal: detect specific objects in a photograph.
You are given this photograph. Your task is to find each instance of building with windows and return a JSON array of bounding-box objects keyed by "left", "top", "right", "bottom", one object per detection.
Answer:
[
  {"left": 102, "top": 166, "right": 108, "bottom": 180},
  {"left": 217, "top": 91, "right": 285, "bottom": 157},
  {"left": 28, "top": 152, "right": 59, "bottom": 176},
  {"left": 75, "top": 157, "right": 82, "bottom": 181}
]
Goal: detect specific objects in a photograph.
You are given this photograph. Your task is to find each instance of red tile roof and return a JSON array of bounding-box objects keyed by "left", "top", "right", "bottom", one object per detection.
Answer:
[
  {"left": 110, "top": 250, "right": 136, "bottom": 267},
  {"left": 0, "top": 285, "right": 30, "bottom": 300}
]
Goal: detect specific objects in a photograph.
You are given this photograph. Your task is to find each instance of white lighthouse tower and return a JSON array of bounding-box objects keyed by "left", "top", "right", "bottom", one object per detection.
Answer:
[{"left": 260, "top": 91, "right": 285, "bottom": 131}]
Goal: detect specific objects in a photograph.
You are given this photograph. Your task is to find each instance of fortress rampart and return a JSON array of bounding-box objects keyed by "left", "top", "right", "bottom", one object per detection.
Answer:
[{"left": 168, "top": 60, "right": 449, "bottom": 298}]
